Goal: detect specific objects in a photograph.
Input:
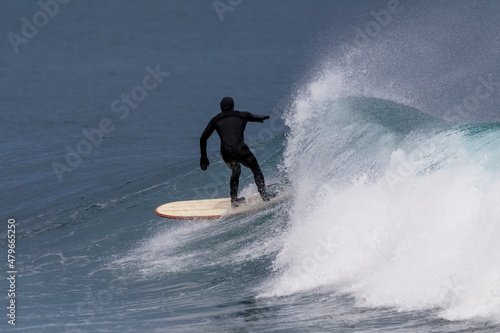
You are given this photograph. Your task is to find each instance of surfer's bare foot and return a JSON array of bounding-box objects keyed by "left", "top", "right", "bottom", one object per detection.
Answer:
[{"left": 231, "top": 197, "right": 245, "bottom": 208}]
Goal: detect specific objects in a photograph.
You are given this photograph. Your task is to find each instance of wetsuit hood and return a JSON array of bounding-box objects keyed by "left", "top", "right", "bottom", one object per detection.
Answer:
[{"left": 220, "top": 97, "right": 234, "bottom": 112}]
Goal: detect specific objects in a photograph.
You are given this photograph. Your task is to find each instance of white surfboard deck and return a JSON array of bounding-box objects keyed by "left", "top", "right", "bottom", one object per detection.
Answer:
[{"left": 155, "top": 191, "right": 288, "bottom": 220}]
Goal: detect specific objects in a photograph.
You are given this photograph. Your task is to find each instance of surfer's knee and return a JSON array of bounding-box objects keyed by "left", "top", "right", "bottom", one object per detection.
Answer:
[
  {"left": 250, "top": 163, "right": 262, "bottom": 175},
  {"left": 232, "top": 163, "right": 241, "bottom": 176}
]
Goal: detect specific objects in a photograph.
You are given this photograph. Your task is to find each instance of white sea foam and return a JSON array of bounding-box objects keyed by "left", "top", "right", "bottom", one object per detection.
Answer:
[{"left": 261, "top": 74, "right": 500, "bottom": 323}]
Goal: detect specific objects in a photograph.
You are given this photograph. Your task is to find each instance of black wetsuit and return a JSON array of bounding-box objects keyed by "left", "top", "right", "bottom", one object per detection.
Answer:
[{"left": 200, "top": 97, "right": 270, "bottom": 203}]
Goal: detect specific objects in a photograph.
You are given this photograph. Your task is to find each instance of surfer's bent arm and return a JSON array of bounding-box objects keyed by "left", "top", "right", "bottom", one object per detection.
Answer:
[
  {"left": 199, "top": 120, "right": 216, "bottom": 170},
  {"left": 244, "top": 111, "right": 270, "bottom": 123},
  {"left": 200, "top": 120, "right": 216, "bottom": 158}
]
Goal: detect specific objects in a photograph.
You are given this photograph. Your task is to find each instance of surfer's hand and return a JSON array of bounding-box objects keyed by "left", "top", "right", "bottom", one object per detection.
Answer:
[
  {"left": 200, "top": 156, "right": 210, "bottom": 170},
  {"left": 260, "top": 115, "right": 270, "bottom": 123}
]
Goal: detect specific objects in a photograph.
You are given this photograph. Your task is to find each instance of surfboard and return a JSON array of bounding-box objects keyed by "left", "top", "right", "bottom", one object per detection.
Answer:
[{"left": 155, "top": 191, "right": 288, "bottom": 220}]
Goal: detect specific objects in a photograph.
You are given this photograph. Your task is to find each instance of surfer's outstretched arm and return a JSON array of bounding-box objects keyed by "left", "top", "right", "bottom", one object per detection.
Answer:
[
  {"left": 243, "top": 112, "right": 270, "bottom": 123},
  {"left": 200, "top": 120, "right": 216, "bottom": 170}
]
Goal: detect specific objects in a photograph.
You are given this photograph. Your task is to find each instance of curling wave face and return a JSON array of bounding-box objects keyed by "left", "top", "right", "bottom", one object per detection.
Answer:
[{"left": 261, "top": 89, "right": 500, "bottom": 322}]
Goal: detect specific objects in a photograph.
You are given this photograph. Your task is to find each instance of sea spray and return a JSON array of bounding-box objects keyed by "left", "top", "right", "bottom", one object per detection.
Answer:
[{"left": 263, "top": 92, "right": 500, "bottom": 322}]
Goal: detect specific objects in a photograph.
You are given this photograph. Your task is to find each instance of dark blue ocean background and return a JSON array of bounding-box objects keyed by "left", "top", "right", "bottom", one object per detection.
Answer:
[{"left": 1, "top": 1, "right": 500, "bottom": 332}]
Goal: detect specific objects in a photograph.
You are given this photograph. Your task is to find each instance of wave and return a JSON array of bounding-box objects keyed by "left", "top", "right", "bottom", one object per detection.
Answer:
[{"left": 261, "top": 93, "right": 500, "bottom": 322}]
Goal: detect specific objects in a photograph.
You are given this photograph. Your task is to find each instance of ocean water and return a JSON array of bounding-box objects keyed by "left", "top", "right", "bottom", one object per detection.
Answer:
[{"left": 1, "top": 1, "right": 500, "bottom": 332}]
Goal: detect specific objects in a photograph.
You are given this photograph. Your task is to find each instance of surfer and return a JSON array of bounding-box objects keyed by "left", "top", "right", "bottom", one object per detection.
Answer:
[{"left": 200, "top": 97, "right": 274, "bottom": 207}]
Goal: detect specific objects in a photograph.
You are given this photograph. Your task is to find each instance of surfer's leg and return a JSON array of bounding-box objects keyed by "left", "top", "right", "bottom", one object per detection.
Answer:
[
  {"left": 239, "top": 148, "right": 271, "bottom": 201},
  {"left": 223, "top": 150, "right": 246, "bottom": 207},
  {"left": 229, "top": 162, "right": 241, "bottom": 201}
]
